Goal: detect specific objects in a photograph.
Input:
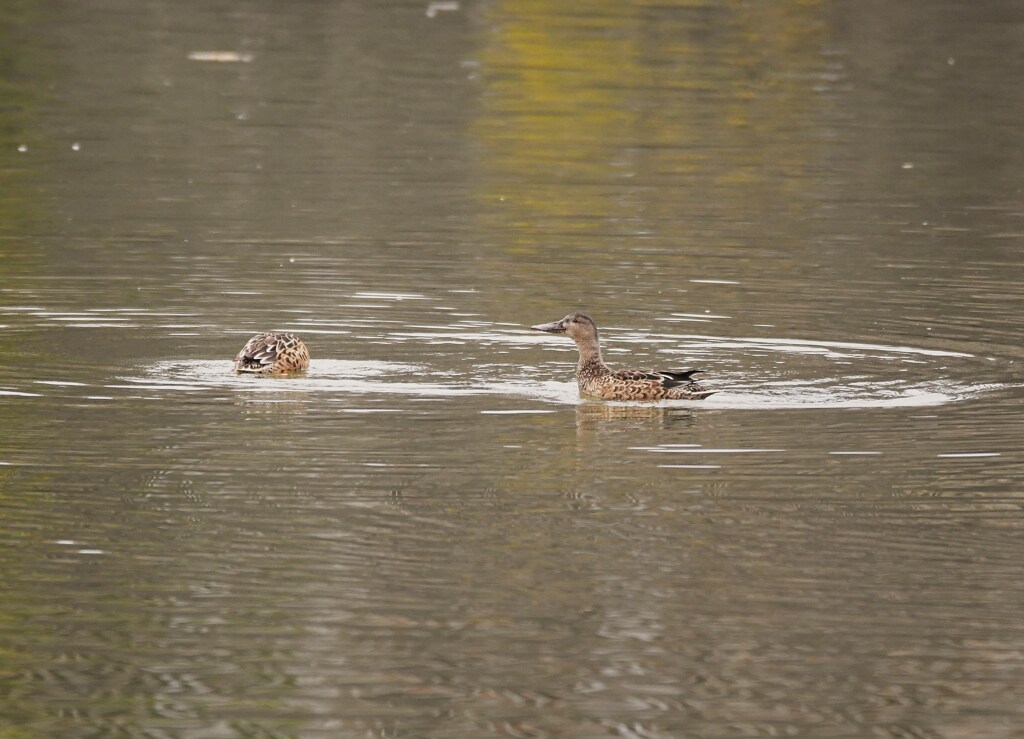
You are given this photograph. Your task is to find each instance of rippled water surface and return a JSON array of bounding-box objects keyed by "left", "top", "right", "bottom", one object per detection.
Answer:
[{"left": 2, "top": 1, "right": 1024, "bottom": 736}]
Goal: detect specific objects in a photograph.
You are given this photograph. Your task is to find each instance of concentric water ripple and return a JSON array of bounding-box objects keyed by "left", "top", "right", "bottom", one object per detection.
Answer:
[{"left": 111, "top": 329, "right": 1002, "bottom": 410}]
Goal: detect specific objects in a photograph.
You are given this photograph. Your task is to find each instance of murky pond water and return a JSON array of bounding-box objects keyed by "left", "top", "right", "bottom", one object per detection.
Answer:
[{"left": 2, "top": 0, "right": 1024, "bottom": 736}]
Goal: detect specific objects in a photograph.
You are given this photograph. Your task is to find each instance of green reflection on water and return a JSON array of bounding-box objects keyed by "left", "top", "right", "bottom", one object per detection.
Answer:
[{"left": 0, "top": 0, "right": 53, "bottom": 238}]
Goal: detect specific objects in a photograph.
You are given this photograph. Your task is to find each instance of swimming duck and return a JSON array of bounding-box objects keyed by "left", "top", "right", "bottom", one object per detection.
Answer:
[
  {"left": 532, "top": 313, "right": 713, "bottom": 401},
  {"left": 233, "top": 332, "right": 310, "bottom": 374}
]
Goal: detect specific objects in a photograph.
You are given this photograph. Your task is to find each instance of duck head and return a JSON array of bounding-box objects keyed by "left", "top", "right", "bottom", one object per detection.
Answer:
[{"left": 531, "top": 313, "right": 599, "bottom": 343}]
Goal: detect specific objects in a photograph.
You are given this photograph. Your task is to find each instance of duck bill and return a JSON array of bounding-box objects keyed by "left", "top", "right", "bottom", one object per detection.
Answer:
[{"left": 531, "top": 320, "right": 566, "bottom": 334}]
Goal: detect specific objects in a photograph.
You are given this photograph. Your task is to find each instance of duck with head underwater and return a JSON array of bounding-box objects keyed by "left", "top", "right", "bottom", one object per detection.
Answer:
[
  {"left": 233, "top": 332, "right": 310, "bottom": 374},
  {"left": 532, "top": 313, "right": 713, "bottom": 401}
]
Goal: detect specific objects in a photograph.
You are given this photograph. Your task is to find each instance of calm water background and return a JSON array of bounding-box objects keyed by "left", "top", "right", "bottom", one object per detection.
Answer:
[{"left": 2, "top": 0, "right": 1023, "bottom": 736}]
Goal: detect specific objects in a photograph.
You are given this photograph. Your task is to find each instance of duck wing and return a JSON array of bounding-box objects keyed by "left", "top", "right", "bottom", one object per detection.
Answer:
[
  {"left": 235, "top": 332, "right": 299, "bottom": 371},
  {"left": 612, "top": 368, "right": 704, "bottom": 389}
]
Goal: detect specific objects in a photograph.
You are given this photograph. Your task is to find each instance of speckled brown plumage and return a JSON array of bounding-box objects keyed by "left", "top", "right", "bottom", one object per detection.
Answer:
[
  {"left": 532, "top": 313, "right": 713, "bottom": 401},
  {"left": 233, "top": 332, "right": 310, "bottom": 374}
]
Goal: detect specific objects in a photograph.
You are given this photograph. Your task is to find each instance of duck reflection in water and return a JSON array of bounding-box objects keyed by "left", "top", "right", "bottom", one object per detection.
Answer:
[{"left": 574, "top": 402, "right": 698, "bottom": 432}]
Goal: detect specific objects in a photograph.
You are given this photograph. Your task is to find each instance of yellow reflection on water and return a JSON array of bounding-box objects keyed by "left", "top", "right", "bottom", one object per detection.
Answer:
[{"left": 472, "top": 0, "right": 829, "bottom": 247}]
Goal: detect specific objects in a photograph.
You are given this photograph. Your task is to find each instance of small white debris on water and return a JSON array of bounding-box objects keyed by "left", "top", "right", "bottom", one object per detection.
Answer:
[
  {"left": 937, "top": 452, "right": 1000, "bottom": 458},
  {"left": 187, "top": 51, "right": 254, "bottom": 63},
  {"left": 902, "top": 162, "right": 914, "bottom": 169},
  {"left": 17, "top": 144, "right": 28, "bottom": 152},
  {"left": 71, "top": 142, "right": 80, "bottom": 151},
  {"left": 426, "top": 1, "right": 459, "bottom": 18}
]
